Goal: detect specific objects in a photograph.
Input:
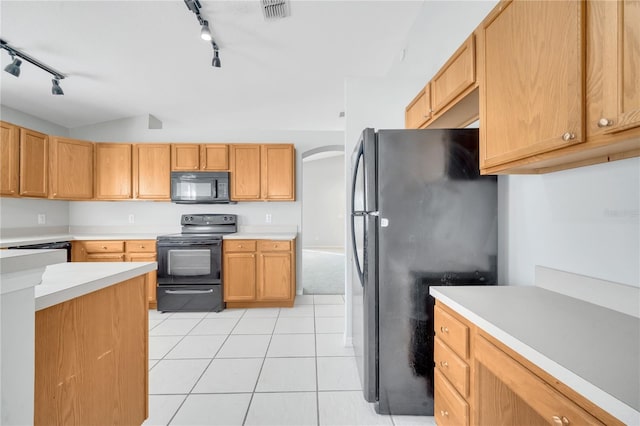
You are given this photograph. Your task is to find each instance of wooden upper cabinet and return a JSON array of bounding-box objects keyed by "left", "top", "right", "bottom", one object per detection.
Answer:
[
  {"left": 0, "top": 121, "right": 19, "bottom": 196},
  {"left": 261, "top": 144, "right": 295, "bottom": 201},
  {"left": 405, "top": 84, "right": 432, "bottom": 129},
  {"left": 94, "top": 143, "right": 132, "bottom": 200},
  {"left": 479, "top": 0, "right": 585, "bottom": 172},
  {"left": 171, "top": 144, "right": 229, "bottom": 171},
  {"left": 19, "top": 128, "right": 48, "bottom": 198},
  {"left": 49, "top": 137, "right": 93, "bottom": 200},
  {"left": 201, "top": 144, "right": 229, "bottom": 171},
  {"left": 587, "top": 0, "right": 640, "bottom": 137},
  {"left": 432, "top": 35, "right": 476, "bottom": 115},
  {"left": 133, "top": 144, "right": 171, "bottom": 200},
  {"left": 230, "top": 144, "right": 261, "bottom": 200},
  {"left": 171, "top": 144, "right": 200, "bottom": 171}
]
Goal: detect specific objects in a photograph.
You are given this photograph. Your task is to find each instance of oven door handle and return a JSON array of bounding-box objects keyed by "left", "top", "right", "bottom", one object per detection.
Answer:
[
  {"left": 157, "top": 241, "right": 222, "bottom": 247},
  {"left": 164, "top": 289, "right": 215, "bottom": 295}
]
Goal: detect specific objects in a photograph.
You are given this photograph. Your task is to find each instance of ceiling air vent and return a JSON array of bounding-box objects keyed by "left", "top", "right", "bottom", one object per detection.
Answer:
[{"left": 261, "top": 0, "right": 289, "bottom": 20}]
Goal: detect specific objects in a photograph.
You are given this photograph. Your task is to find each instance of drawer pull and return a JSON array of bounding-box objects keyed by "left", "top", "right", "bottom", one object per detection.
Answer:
[
  {"left": 274, "top": 244, "right": 278, "bottom": 248},
  {"left": 440, "top": 410, "right": 449, "bottom": 417},
  {"left": 102, "top": 246, "right": 107, "bottom": 250},
  {"left": 239, "top": 244, "right": 243, "bottom": 248},
  {"left": 440, "top": 326, "right": 449, "bottom": 333},
  {"left": 440, "top": 360, "right": 449, "bottom": 368},
  {"left": 552, "top": 416, "right": 570, "bottom": 425}
]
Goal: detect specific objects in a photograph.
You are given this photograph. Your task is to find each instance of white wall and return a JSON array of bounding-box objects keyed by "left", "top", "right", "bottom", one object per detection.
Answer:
[
  {"left": 0, "top": 105, "right": 69, "bottom": 137},
  {"left": 504, "top": 157, "right": 640, "bottom": 287},
  {"left": 302, "top": 154, "right": 345, "bottom": 248}
]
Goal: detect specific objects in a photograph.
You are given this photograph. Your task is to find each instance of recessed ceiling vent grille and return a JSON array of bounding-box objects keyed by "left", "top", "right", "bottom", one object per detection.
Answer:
[{"left": 261, "top": 0, "right": 289, "bottom": 20}]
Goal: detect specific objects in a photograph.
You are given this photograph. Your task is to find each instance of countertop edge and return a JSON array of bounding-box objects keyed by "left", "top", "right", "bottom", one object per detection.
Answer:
[
  {"left": 35, "top": 262, "right": 156, "bottom": 311},
  {"left": 429, "top": 287, "right": 640, "bottom": 425}
]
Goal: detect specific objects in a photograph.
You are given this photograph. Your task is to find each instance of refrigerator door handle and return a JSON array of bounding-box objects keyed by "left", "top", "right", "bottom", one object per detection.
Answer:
[{"left": 351, "top": 140, "right": 365, "bottom": 286}]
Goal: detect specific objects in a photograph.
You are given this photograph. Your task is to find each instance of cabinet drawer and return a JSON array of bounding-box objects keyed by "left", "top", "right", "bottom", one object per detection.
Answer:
[
  {"left": 83, "top": 241, "right": 125, "bottom": 253},
  {"left": 257, "top": 240, "right": 291, "bottom": 251},
  {"left": 125, "top": 240, "right": 156, "bottom": 253},
  {"left": 434, "top": 304, "right": 469, "bottom": 359},
  {"left": 86, "top": 253, "right": 125, "bottom": 262},
  {"left": 434, "top": 368, "right": 469, "bottom": 426},
  {"left": 435, "top": 337, "right": 469, "bottom": 397},
  {"left": 224, "top": 240, "right": 257, "bottom": 252}
]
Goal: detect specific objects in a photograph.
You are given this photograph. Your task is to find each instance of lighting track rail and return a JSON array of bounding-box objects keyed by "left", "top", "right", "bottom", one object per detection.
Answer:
[{"left": 1, "top": 38, "right": 67, "bottom": 95}]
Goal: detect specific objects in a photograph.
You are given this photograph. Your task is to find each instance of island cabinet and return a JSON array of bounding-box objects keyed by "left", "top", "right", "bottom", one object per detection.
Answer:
[
  {"left": 433, "top": 302, "right": 624, "bottom": 426},
  {"left": 49, "top": 137, "right": 94, "bottom": 200},
  {"left": 19, "top": 127, "right": 49, "bottom": 198},
  {"left": 34, "top": 275, "right": 148, "bottom": 426},
  {"left": 0, "top": 121, "right": 19, "bottom": 196},
  {"left": 133, "top": 144, "right": 171, "bottom": 200},
  {"left": 478, "top": 0, "right": 640, "bottom": 174},
  {"left": 223, "top": 239, "right": 296, "bottom": 308},
  {"left": 72, "top": 240, "right": 158, "bottom": 308},
  {"left": 94, "top": 143, "right": 132, "bottom": 200},
  {"left": 229, "top": 144, "right": 295, "bottom": 201},
  {"left": 171, "top": 143, "right": 229, "bottom": 171}
]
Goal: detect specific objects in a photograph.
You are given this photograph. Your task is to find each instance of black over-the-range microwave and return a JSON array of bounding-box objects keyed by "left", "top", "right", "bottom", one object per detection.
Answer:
[{"left": 170, "top": 171, "right": 231, "bottom": 204}]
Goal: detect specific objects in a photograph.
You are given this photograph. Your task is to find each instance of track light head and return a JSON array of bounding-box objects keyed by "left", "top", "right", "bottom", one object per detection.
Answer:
[
  {"left": 200, "top": 20, "right": 212, "bottom": 41},
  {"left": 51, "top": 78, "right": 64, "bottom": 95},
  {"left": 4, "top": 56, "right": 22, "bottom": 77},
  {"left": 212, "top": 49, "right": 221, "bottom": 68}
]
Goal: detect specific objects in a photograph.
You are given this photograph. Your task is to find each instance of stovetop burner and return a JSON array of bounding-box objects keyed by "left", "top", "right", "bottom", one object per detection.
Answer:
[{"left": 157, "top": 213, "right": 237, "bottom": 241}]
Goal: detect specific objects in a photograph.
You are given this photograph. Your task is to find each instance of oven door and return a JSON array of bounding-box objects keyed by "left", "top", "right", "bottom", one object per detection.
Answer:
[{"left": 157, "top": 239, "right": 221, "bottom": 285}]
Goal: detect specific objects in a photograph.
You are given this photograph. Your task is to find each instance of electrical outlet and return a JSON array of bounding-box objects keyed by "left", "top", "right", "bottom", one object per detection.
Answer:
[
  {"left": 265, "top": 213, "right": 272, "bottom": 224},
  {"left": 37, "top": 214, "right": 46, "bottom": 225},
  {"left": 128, "top": 214, "right": 135, "bottom": 224}
]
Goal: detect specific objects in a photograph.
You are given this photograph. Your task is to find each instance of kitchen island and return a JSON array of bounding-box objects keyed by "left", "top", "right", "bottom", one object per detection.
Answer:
[
  {"left": 0, "top": 252, "right": 156, "bottom": 426},
  {"left": 430, "top": 285, "right": 639, "bottom": 426}
]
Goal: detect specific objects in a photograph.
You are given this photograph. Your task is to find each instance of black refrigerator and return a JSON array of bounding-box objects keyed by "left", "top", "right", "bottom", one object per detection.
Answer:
[{"left": 350, "top": 128, "right": 497, "bottom": 415}]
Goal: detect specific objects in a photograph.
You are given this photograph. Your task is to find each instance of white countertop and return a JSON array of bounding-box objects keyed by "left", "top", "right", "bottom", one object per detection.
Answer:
[
  {"left": 0, "top": 249, "right": 68, "bottom": 294},
  {"left": 223, "top": 232, "right": 296, "bottom": 240},
  {"left": 36, "top": 261, "right": 157, "bottom": 311},
  {"left": 430, "top": 285, "right": 640, "bottom": 425}
]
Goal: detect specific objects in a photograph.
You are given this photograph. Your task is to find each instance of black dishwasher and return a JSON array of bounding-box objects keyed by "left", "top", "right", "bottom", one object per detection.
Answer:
[{"left": 9, "top": 241, "right": 72, "bottom": 262}]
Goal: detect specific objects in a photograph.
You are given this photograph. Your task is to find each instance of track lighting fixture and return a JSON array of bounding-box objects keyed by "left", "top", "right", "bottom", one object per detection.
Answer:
[
  {"left": 4, "top": 55, "right": 22, "bottom": 77},
  {"left": 1, "top": 38, "right": 67, "bottom": 95},
  {"left": 200, "top": 20, "right": 212, "bottom": 41},
  {"left": 184, "top": 0, "right": 222, "bottom": 68},
  {"left": 51, "top": 78, "right": 64, "bottom": 95}
]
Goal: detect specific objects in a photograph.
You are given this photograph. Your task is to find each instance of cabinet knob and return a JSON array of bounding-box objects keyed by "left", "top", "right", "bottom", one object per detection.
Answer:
[
  {"left": 440, "top": 326, "right": 449, "bottom": 334},
  {"left": 239, "top": 244, "right": 243, "bottom": 248},
  {"left": 552, "top": 415, "right": 570, "bottom": 425},
  {"left": 440, "top": 410, "right": 449, "bottom": 417},
  {"left": 597, "top": 118, "right": 613, "bottom": 128},
  {"left": 561, "top": 132, "right": 576, "bottom": 141},
  {"left": 102, "top": 246, "right": 107, "bottom": 250},
  {"left": 440, "top": 360, "right": 449, "bottom": 368}
]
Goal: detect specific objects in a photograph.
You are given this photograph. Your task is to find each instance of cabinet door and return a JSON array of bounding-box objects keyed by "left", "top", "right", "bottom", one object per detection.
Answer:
[
  {"left": 261, "top": 144, "right": 295, "bottom": 201},
  {"left": 127, "top": 252, "right": 157, "bottom": 305},
  {"left": 230, "top": 145, "right": 261, "bottom": 200},
  {"left": 201, "top": 144, "right": 229, "bottom": 171},
  {"left": 480, "top": 0, "right": 585, "bottom": 171},
  {"left": 19, "top": 128, "right": 48, "bottom": 198},
  {"left": 0, "top": 121, "right": 19, "bottom": 196},
  {"left": 133, "top": 144, "right": 171, "bottom": 200},
  {"left": 587, "top": 0, "right": 640, "bottom": 136},
  {"left": 431, "top": 35, "right": 475, "bottom": 115},
  {"left": 475, "top": 335, "right": 604, "bottom": 426},
  {"left": 405, "top": 84, "right": 432, "bottom": 129},
  {"left": 257, "top": 252, "right": 292, "bottom": 301},
  {"left": 49, "top": 137, "right": 94, "bottom": 200},
  {"left": 95, "top": 143, "right": 132, "bottom": 199},
  {"left": 223, "top": 252, "right": 257, "bottom": 301},
  {"left": 171, "top": 144, "right": 200, "bottom": 171}
]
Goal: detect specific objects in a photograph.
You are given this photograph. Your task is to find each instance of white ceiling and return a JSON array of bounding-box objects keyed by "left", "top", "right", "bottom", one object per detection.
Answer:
[{"left": 0, "top": 0, "right": 424, "bottom": 131}]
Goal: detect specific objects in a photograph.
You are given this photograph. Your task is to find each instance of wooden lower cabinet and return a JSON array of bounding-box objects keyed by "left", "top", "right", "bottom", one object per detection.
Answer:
[
  {"left": 434, "top": 302, "right": 624, "bottom": 426},
  {"left": 223, "top": 239, "right": 296, "bottom": 308},
  {"left": 35, "top": 275, "right": 148, "bottom": 426},
  {"left": 72, "top": 240, "right": 158, "bottom": 308}
]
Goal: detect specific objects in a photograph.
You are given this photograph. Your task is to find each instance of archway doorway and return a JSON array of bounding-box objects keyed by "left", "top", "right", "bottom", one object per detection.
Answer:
[{"left": 301, "top": 146, "right": 345, "bottom": 294}]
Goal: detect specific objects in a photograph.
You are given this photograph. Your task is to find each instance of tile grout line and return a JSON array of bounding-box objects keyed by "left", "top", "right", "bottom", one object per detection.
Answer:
[
  {"left": 314, "top": 297, "right": 321, "bottom": 426},
  {"left": 241, "top": 308, "right": 280, "bottom": 426}
]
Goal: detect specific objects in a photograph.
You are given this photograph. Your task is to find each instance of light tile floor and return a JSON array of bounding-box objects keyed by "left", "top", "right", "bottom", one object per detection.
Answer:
[{"left": 144, "top": 294, "right": 435, "bottom": 426}]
